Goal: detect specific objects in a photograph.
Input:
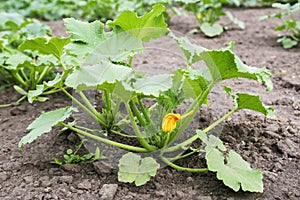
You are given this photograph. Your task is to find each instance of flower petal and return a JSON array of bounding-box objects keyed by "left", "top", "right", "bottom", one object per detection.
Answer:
[{"left": 162, "top": 113, "right": 181, "bottom": 132}]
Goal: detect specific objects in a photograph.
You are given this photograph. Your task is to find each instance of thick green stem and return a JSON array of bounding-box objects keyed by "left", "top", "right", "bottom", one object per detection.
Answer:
[
  {"left": 79, "top": 91, "right": 101, "bottom": 117},
  {"left": 125, "top": 103, "right": 157, "bottom": 151},
  {"left": 128, "top": 56, "right": 133, "bottom": 66},
  {"left": 110, "top": 129, "right": 137, "bottom": 138},
  {"left": 80, "top": 91, "right": 107, "bottom": 127},
  {"left": 103, "top": 90, "right": 114, "bottom": 126},
  {"left": 160, "top": 156, "right": 208, "bottom": 173},
  {"left": 104, "top": 90, "right": 111, "bottom": 111},
  {"left": 0, "top": 95, "right": 27, "bottom": 108},
  {"left": 129, "top": 100, "right": 146, "bottom": 126},
  {"left": 163, "top": 132, "right": 170, "bottom": 149},
  {"left": 166, "top": 136, "right": 197, "bottom": 153},
  {"left": 112, "top": 99, "right": 121, "bottom": 118},
  {"left": 16, "top": 95, "right": 27, "bottom": 104},
  {"left": 0, "top": 104, "right": 12, "bottom": 108},
  {"left": 43, "top": 88, "right": 66, "bottom": 95},
  {"left": 12, "top": 72, "right": 27, "bottom": 88},
  {"left": 138, "top": 97, "right": 151, "bottom": 124},
  {"left": 168, "top": 84, "right": 213, "bottom": 145},
  {"left": 167, "top": 148, "right": 202, "bottom": 161},
  {"left": 59, "top": 58, "right": 67, "bottom": 71},
  {"left": 203, "top": 108, "right": 237, "bottom": 133},
  {"left": 165, "top": 107, "right": 237, "bottom": 153},
  {"left": 20, "top": 68, "right": 29, "bottom": 82},
  {"left": 62, "top": 88, "right": 107, "bottom": 127},
  {"left": 62, "top": 123, "right": 148, "bottom": 153},
  {"left": 30, "top": 65, "right": 37, "bottom": 90},
  {"left": 74, "top": 125, "right": 103, "bottom": 134},
  {"left": 37, "top": 65, "right": 51, "bottom": 84}
]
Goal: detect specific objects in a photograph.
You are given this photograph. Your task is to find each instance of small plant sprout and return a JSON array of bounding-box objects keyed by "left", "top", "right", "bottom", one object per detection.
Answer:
[
  {"left": 19, "top": 4, "right": 275, "bottom": 192},
  {"left": 260, "top": 2, "right": 300, "bottom": 48},
  {"left": 182, "top": 0, "right": 245, "bottom": 37},
  {"left": 52, "top": 140, "right": 104, "bottom": 166}
]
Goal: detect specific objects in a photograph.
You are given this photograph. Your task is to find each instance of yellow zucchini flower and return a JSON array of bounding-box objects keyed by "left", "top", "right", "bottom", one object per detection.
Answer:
[
  {"left": 162, "top": 110, "right": 194, "bottom": 133},
  {"left": 197, "top": 13, "right": 202, "bottom": 20}
]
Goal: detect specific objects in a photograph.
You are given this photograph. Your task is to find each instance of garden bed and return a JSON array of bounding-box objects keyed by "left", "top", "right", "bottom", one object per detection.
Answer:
[{"left": 0, "top": 7, "right": 299, "bottom": 200}]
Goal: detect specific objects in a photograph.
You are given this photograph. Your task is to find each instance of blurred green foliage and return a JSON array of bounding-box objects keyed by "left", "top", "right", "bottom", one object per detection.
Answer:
[
  {"left": 0, "top": 0, "right": 172, "bottom": 21},
  {"left": 261, "top": 2, "right": 299, "bottom": 48}
]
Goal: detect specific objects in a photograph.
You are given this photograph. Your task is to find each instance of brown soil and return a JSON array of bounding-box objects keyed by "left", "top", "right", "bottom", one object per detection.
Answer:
[{"left": 1, "top": 8, "right": 299, "bottom": 200}]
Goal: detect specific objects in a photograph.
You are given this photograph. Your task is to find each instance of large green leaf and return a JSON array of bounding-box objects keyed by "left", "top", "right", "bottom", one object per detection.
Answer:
[
  {"left": 64, "top": 18, "right": 105, "bottom": 45},
  {"left": 0, "top": 12, "right": 24, "bottom": 27},
  {"left": 173, "top": 68, "right": 210, "bottom": 100},
  {"left": 64, "top": 18, "right": 105, "bottom": 58},
  {"left": 19, "top": 107, "right": 76, "bottom": 150},
  {"left": 65, "top": 61, "right": 133, "bottom": 91},
  {"left": 197, "top": 130, "right": 263, "bottom": 192},
  {"left": 200, "top": 50, "right": 273, "bottom": 91},
  {"left": 108, "top": 4, "right": 169, "bottom": 42},
  {"left": 223, "top": 86, "right": 275, "bottom": 119},
  {"left": 200, "top": 22, "right": 223, "bottom": 37},
  {"left": 20, "top": 20, "right": 51, "bottom": 37},
  {"left": 133, "top": 74, "right": 173, "bottom": 97},
  {"left": 5, "top": 52, "right": 31, "bottom": 70},
  {"left": 170, "top": 32, "right": 206, "bottom": 66},
  {"left": 19, "top": 37, "right": 70, "bottom": 59},
  {"left": 113, "top": 82, "right": 134, "bottom": 103},
  {"left": 236, "top": 93, "right": 275, "bottom": 118},
  {"left": 86, "top": 31, "right": 143, "bottom": 62},
  {"left": 197, "top": 130, "right": 226, "bottom": 152},
  {"left": 36, "top": 54, "right": 58, "bottom": 66},
  {"left": 173, "top": 36, "right": 272, "bottom": 91},
  {"left": 207, "top": 149, "right": 263, "bottom": 192},
  {"left": 64, "top": 18, "right": 143, "bottom": 61},
  {"left": 118, "top": 152, "right": 158, "bottom": 186}
]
